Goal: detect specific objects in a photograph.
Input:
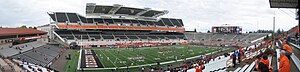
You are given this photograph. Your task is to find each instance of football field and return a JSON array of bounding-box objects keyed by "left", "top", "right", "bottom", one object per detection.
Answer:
[
  {"left": 93, "top": 45, "right": 233, "bottom": 68},
  {"left": 65, "top": 45, "right": 234, "bottom": 72}
]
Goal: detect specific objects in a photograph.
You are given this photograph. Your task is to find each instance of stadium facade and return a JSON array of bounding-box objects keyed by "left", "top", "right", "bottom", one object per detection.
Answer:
[{"left": 39, "top": 3, "right": 188, "bottom": 48}]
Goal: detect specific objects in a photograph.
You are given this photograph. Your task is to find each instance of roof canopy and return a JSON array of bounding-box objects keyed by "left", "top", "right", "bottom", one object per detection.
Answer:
[
  {"left": 269, "top": 0, "right": 298, "bottom": 8},
  {"left": 86, "top": 3, "right": 168, "bottom": 17},
  {"left": 0, "top": 28, "right": 47, "bottom": 36},
  {"left": 48, "top": 12, "right": 184, "bottom": 27}
]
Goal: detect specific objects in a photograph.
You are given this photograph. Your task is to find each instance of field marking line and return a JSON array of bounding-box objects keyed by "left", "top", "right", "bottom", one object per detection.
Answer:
[
  {"left": 109, "top": 49, "right": 139, "bottom": 66},
  {"left": 148, "top": 48, "right": 170, "bottom": 61},
  {"left": 143, "top": 49, "right": 169, "bottom": 62},
  {"left": 122, "top": 49, "right": 155, "bottom": 64},
  {"left": 98, "top": 50, "right": 118, "bottom": 68},
  {"left": 95, "top": 53, "right": 106, "bottom": 68},
  {"left": 105, "top": 49, "right": 129, "bottom": 66}
]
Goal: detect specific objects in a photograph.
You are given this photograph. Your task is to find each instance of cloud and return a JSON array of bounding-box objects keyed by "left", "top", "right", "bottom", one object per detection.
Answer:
[{"left": 0, "top": 0, "right": 297, "bottom": 32}]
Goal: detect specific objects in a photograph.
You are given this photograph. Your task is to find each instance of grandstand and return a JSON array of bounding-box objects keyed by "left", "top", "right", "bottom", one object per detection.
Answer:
[
  {"left": 185, "top": 32, "right": 270, "bottom": 47},
  {"left": 0, "top": 28, "right": 48, "bottom": 58},
  {"left": 12, "top": 45, "right": 64, "bottom": 67},
  {"left": 42, "top": 3, "right": 187, "bottom": 48},
  {"left": 0, "top": 28, "right": 60, "bottom": 72}
]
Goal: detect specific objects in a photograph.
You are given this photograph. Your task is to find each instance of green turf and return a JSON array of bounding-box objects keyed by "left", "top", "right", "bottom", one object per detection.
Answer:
[
  {"left": 93, "top": 45, "right": 230, "bottom": 68},
  {"left": 65, "top": 45, "right": 235, "bottom": 72},
  {"left": 64, "top": 50, "right": 79, "bottom": 72}
]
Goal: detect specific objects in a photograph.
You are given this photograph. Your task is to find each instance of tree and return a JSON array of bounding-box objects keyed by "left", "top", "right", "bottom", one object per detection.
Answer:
[
  {"left": 276, "top": 29, "right": 281, "bottom": 35},
  {"left": 28, "top": 27, "right": 32, "bottom": 29},
  {"left": 194, "top": 29, "right": 197, "bottom": 32},
  {"left": 19, "top": 25, "right": 27, "bottom": 28},
  {"left": 33, "top": 27, "right": 37, "bottom": 29},
  {"left": 207, "top": 30, "right": 211, "bottom": 33},
  {"left": 264, "top": 35, "right": 269, "bottom": 40}
]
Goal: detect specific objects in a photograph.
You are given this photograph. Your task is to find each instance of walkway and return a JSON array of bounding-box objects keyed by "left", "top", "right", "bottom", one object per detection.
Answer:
[{"left": 50, "top": 49, "right": 72, "bottom": 72}]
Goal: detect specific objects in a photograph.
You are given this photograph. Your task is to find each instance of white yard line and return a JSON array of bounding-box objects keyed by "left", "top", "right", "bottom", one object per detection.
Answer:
[
  {"left": 96, "top": 54, "right": 105, "bottom": 68},
  {"left": 107, "top": 50, "right": 137, "bottom": 66},
  {"left": 142, "top": 49, "right": 168, "bottom": 62},
  {"left": 83, "top": 50, "right": 219, "bottom": 70},
  {"left": 99, "top": 50, "right": 118, "bottom": 68},
  {"left": 122, "top": 50, "right": 153, "bottom": 65},
  {"left": 81, "top": 47, "right": 232, "bottom": 70},
  {"left": 77, "top": 50, "right": 82, "bottom": 70}
]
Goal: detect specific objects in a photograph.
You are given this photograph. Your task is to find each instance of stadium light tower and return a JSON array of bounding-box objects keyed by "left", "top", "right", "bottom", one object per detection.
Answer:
[{"left": 273, "top": 12, "right": 275, "bottom": 34}]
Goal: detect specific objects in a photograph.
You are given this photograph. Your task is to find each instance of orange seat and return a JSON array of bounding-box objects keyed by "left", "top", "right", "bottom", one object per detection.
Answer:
[
  {"left": 118, "top": 26, "right": 127, "bottom": 30},
  {"left": 97, "top": 25, "right": 108, "bottom": 29},
  {"left": 141, "top": 27, "right": 151, "bottom": 30},
  {"left": 177, "top": 28, "right": 185, "bottom": 31},
  {"left": 126, "top": 26, "right": 135, "bottom": 30},
  {"left": 148, "top": 27, "right": 158, "bottom": 30},
  {"left": 57, "top": 24, "right": 67, "bottom": 29},
  {"left": 68, "top": 25, "right": 81, "bottom": 29},
  {"left": 132, "top": 26, "right": 142, "bottom": 30},
  {"left": 81, "top": 25, "right": 97, "bottom": 29},
  {"left": 160, "top": 28, "right": 169, "bottom": 30},
  {"left": 107, "top": 26, "right": 119, "bottom": 29},
  {"left": 169, "top": 27, "right": 178, "bottom": 31}
]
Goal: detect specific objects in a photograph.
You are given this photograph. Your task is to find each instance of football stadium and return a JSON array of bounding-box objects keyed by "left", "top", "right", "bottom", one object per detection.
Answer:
[{"left": 0, "top": 0, "right": 299, "bottom": 72}]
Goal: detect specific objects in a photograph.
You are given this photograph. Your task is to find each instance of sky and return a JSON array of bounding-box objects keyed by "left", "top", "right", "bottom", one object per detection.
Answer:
[{"left": 0, "top": 0, "right": 298, "bottom": 32}]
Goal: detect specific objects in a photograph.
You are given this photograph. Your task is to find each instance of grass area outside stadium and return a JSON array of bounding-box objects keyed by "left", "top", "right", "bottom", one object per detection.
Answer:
[{"left": 65, "top": 45, "right": 235, "bottom": 72}]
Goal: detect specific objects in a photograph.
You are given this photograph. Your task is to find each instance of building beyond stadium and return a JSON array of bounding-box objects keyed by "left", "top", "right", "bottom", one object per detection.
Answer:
[{"left": 38, "top": 3, "right": 188, "bottom": 48}]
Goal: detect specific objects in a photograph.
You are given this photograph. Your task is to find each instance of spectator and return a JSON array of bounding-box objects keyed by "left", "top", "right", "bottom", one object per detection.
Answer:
[
  {"left": 150, "top": 68, "right": 154, "bottom": 72},
  {"left": 141, "top": 67, "right": 145, "bottom": 72},
  {"left": 237, "top": 51, "right": 242, "bottom": 64},
  {"left": 195, "top": 64, "right": 204, "bottom": 72},
  {"left": 239, "top": 48, "right": 244, "bottom": 55},
  {"left": 264, "top": 47, "right": 273, "bottom": 56},
  {"left": 255, "top": 55, "right": 262, "bottom": 71},
  {"left": 297, "top": 37, "right": 300, "bottom": 45},
  {"left": 127, "top": 66, "right": 130, "bottom": 72},
  {"left": 287, "top": 36, "right": 291, "bottom": 43},
  {"left": 260, "top": 55, "right": 269, "bottom": 67},
  {"left": 259, "top": 54, "right": 273, "bottom": 72},
  {"left": 275, "top": 50, "right": 290, "bottom": 72},
  {"left": 231, "top": 51, "right": 237, "bottom": 67},
  {"left": 282, "top": 41, "right": 292, "bottom": 59},
  {"left": 258, "top": 62, "right": 269, "bottom": 72}
]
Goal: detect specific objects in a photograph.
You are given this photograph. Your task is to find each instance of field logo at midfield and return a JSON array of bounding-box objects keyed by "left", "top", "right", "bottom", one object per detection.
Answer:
[
  {"left": 158, "top": 50, "right": 174, "bottom": 54},
  {"left": 128, "top": 56, "right": 145, "bottom": 61}
]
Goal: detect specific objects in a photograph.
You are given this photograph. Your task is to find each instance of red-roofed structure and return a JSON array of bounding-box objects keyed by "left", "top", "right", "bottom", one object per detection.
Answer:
[
  {"left": 0, "top": 28, "right": 48, "bottom": 44},
  {"left": 0, "top": 28, "right": 47, "bottom": 36}
]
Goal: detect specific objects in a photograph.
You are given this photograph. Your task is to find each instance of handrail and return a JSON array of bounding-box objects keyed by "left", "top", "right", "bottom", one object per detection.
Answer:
[
  {"left": 244, "top": 60, "right": 257, "bottom": 72},
  {"left": 234, "top": 67, "right": 241, "bottom": 72},
  {"left": 52, "top": 31, "right": 65, "bottom": 42},
  {"left": 239, "top": 64, "right": 249, "bottom": 72},
  {"left": 287, "top": 42, "right": 300, "bottom": 70}
]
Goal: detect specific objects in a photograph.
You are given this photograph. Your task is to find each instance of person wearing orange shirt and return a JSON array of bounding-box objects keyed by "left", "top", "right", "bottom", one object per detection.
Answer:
[
  {"left": 259, "top": 54, "right": 273, "bottom": 72},
  {"left": 260, "top": 55, "right": 269, "bottom": 67},
  {"left": 282, "top": 41, "right": 292, "bottom": 58},
  {"left": 296, "top": 27, "right": 299, "bottom": 39},
  {"left": 277, "top": 35, "right": 282, "bottom": 40},
  {"left": 195, "top": 65, "right": 204, "bottom": 72},
  {"left": 278, "top": 50, "right": 290, "bottom": 72}
]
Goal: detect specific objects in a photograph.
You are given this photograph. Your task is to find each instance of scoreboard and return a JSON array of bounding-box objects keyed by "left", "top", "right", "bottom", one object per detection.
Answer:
[{"left": 212, "top": 26, "right": 242, "bottom": 33}]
